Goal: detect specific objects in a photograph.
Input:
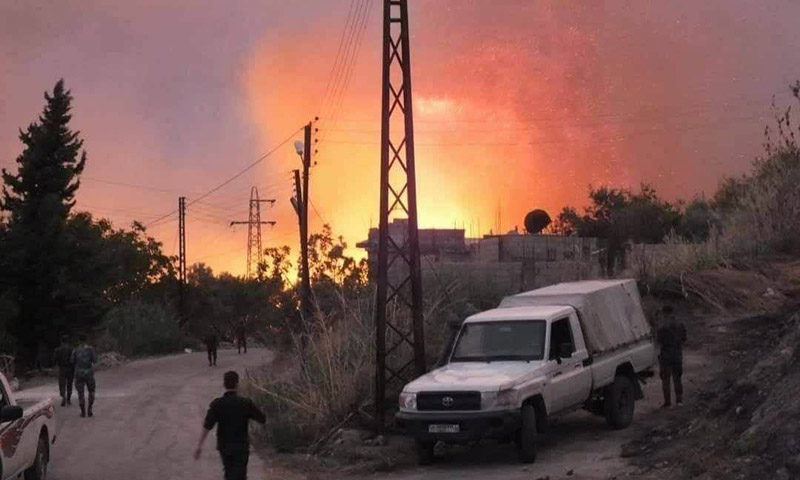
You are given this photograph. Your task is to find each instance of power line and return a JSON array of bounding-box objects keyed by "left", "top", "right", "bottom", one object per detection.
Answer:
[
  {"left": 318, "top": 0, "right": 361, "bottom": 122},
  {"left": 322, "top": 0, "right": 373, "bottom": 143},
  {"left": 144, "top": 126, "right": 303, "bottom": 228}
]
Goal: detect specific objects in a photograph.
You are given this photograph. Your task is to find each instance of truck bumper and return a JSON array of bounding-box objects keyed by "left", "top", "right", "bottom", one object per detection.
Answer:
[{"left": 395, "top": 410, "right": 520, "bottom": 443}]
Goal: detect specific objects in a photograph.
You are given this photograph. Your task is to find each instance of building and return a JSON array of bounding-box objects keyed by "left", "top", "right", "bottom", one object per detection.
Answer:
[
  {"left": 358, "top": 218, "right": 603, "bottom": 292},
  {"left": 356, "top": 218, "right": 470, "bottom": 270}
]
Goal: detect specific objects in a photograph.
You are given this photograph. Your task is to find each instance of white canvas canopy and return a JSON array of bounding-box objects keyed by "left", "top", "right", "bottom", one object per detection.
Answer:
[{"left": 499, "top": 279, "right": 652, "bottom": 355}]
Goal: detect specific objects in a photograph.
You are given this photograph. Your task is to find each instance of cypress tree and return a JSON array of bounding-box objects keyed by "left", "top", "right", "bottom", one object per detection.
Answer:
[{"left": 1, "top": 79, "right": 86, "bottom": 366}]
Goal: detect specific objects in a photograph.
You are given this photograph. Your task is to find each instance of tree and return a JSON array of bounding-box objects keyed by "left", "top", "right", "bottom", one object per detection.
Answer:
[
  {"left": 1, "top": 80, "right": 86, "bottom": 364},
  {"left": 555, "top": 184, "right": 681, "bottom": 273}
]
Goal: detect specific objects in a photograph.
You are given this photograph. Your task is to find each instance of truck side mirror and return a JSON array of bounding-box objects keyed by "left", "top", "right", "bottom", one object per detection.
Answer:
[
  {"left": 0, "top": 405, "right": 22, "bottom": 423},
  {"left": 558, "top": 343, "right": 574, "bottom": 359}
]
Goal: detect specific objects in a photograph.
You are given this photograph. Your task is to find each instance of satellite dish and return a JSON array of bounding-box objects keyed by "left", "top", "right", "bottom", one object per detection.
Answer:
[
  {"left": 294, "top": 140, "right": 305, "bottom": 156},
  {"left": 524, "top": 209, "right": 551, "bottom": 234}
]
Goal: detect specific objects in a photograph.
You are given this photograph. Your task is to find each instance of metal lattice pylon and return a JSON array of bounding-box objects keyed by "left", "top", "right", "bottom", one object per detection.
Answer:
[
  {"left": 231, "top": 187, "right": 275, "bottom": 279},
  {"left": 246, "top": 187, "right": 262, "bottom": 278},
  {"left": 374, "top": 0, "right": 426, "bottom": 426}
]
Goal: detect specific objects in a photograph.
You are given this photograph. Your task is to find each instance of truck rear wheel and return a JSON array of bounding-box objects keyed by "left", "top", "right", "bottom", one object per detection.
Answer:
[
  {"left": 24, "top": 434, "right": 48, "bottom": 480},
  {"left": 606, "top": 375, "right": 635, "bottom": 429},
  {"left": 415, "top": 439, "right": 435, "bottom": 465},
  {"left": 517, "top": 404, "right": 537, "bottom": 463}
]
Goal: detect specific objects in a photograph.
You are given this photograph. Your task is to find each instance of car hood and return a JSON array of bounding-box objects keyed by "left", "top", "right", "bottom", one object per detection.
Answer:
[{"left": 404, "top": 361, "right": 545, "bottom": 393}]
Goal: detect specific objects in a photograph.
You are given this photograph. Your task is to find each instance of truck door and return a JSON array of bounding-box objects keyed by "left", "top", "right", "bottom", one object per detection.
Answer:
[
  {"left": 548, "top": 315, "right": 593, "bottom": 411},
  {"left": 0, "top": 380, "right": 24, "bottom": 477}
]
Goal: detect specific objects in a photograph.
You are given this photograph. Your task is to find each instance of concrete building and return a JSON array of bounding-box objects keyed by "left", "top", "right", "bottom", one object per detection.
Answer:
[{"left": 357, "top": 219, "right": 604, "bottom": 293}]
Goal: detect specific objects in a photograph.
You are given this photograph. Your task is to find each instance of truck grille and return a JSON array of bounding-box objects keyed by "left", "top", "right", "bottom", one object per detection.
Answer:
[{"left": 417, "top": 391, "right": 481, "bottom": 411}]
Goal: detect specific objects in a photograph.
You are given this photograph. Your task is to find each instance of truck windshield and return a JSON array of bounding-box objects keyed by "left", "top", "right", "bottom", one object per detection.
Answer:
[{"left": 450, "top": 320, "right": 546, "bottom": 362}]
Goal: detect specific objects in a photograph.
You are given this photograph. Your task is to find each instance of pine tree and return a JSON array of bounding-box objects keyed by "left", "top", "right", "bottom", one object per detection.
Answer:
[{"left": 1, "top": 79, "right": 86, "bottom": 366}]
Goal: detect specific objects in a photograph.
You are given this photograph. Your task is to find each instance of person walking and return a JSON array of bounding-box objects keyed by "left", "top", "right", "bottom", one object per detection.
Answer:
[
  {"left": 71, "top": 334, "right": 96, "bottom": 418},
  {"left": 194, "top": 371, "right": 266, "bottom": 480},
  {"left": 657, "top": 305, "right": 687, "bottom": 407},
  {"left": 53, "top": 335, "right": 75, "bottom": 407},
  {"left": 236, "top": 321, "right": 247, "bottom": 355},
  {"left": 204, "top": 333, "right": 218, "bottom": 367}
]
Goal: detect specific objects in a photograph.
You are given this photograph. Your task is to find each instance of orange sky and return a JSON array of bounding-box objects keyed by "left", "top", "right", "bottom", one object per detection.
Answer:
[{"left": 2, "top": 1, "right": 800, "bottom": 276}]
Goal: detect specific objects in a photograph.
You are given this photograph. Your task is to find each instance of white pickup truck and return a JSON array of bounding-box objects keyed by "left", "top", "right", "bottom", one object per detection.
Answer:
[
  {"left": 396, "top": 279, "right": 656, "bottom": 464},
  {"left": 0, "top": 373, "right": 55, "bottom": 479}
]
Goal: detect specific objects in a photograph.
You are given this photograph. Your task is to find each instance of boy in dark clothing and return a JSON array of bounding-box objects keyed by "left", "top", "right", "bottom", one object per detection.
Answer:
[
  {"left": 71, "top": 334, "right": 96, "bottom": 417},
  {"left": 204, "top": 334, "right": 218, "bottom": 366},
  {"left": 657, "top": 305, "right": 688, "bottom": 407},
  {"left": 195, "top": 371, "right": 266, "bottom": 480},
  {"left": 53, "top": 335, "right": 74, "bottom": 407}
]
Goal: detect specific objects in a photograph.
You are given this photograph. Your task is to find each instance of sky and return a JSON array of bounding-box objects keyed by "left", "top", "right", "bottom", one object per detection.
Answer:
[{"left": 2, "top": 0, "right": 799, "bottom": 276}]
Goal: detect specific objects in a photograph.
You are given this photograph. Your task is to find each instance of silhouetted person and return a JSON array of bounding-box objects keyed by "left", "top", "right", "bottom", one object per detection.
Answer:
[
  {"left": 195, "top": 370, "right": 266, "bottom": 480},
  {"left": 71, "top": 334, "right": 96, "bottom": 417},
  {"left": 657, "top": 305, "right": 687, "bottom": 407},
  {"left": 53, "top": 335, "right": 74, "bottom": 407},
  {"left": 205, "top": 333, "right": 218, "bottom": 366},
  {"left": 236, "top": 321, "right": 247, "bottom": 355}
]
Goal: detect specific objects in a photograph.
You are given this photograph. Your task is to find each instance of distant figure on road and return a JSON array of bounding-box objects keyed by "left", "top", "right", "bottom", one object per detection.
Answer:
[
  {"left": 71, "top": 334, "right": 96, "bottom": 417},
  {"left": 236, "top": 321, "right": 247, "bottom": 355},
  {"left": 53, "top": 335, "right": 75, "bottom": 407},
  {"left": 204, "top": 333, "right": 219, "bottom": 367},
  {"left": 195, "top": 370, "right": 266, "bottom": 480},
  {"left": 657, "top": 305, "right": 687, "bottom": 407}
]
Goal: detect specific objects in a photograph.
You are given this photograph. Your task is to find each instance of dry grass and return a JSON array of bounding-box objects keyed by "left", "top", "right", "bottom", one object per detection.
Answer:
[
  {"left": 245, "top": 293, "right": 373, "bottom": 452},
  {"left": 245, "top": 279, "right": 461, "bottom": 452}
]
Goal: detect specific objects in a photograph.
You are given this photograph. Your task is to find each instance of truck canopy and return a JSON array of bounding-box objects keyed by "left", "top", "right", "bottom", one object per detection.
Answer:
[{"left": 499, "top": 279, "right": 651, "bottom": 355}]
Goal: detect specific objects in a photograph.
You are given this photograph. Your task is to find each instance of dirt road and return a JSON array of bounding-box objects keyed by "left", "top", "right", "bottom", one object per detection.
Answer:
[{"left": 17, "top": 348, "right": 272, "bottom": 480}]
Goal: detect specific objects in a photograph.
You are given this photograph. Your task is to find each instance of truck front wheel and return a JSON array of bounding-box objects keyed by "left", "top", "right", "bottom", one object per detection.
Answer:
[
  {"left": 24, "top": 434, "right": 48, "bottom": 480},
  {"left": 415, "top": 439, "right": 435, "bottom": 465},
  {"left": 517, "top": 404, "right": 537, "bottom": 463},
  {"left": 606, "top": 375, "right": 635, "bottom": 429}
]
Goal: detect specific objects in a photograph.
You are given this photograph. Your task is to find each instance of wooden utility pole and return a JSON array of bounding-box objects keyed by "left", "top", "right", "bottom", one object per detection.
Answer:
[
  {"left": 292, "top": 122, "right": 314, "bottom": 323},
  {"left": 178, "top": 196, "right": 187, "bottom": 325}
]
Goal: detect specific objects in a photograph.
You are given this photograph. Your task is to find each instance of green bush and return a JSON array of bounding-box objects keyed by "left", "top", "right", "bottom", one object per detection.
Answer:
[{"left": 102, "top": 301, "right": 183, "bottom": 356}]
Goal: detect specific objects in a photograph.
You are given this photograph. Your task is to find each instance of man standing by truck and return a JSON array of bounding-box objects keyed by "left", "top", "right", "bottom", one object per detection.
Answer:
[
  {"left": 194, "top": 370, "right": 266, "bottom": 480},
  {"left": 71, "top": 334, "right": 97, "bottom": 418},
  {"left": 53, "top": 335, "right": 74, "bottom": 407},
  {"left": 657, "top": 305, "right": 687, "bottom": 407}
]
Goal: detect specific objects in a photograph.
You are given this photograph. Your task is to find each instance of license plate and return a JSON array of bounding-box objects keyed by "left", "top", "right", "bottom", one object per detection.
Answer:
[{"left": 428, "top": 424, "right": 460, "bottom": 433}]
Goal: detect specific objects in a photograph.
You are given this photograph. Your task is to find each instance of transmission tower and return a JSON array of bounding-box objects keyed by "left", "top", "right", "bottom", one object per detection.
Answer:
[
  {"left": 374, "top": 0, "right": 426, "bottom": 426},
  {"left": 230, "top": 187, "right": 275, "bottom": 279}
]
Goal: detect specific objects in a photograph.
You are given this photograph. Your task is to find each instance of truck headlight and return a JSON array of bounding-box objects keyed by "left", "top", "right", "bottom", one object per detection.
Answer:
[
  {"left": 482, "top": 389, "right": 517, "bottom": 410},
  {"left": 399, "top": 392, "right": 417, "bottom": 411}
]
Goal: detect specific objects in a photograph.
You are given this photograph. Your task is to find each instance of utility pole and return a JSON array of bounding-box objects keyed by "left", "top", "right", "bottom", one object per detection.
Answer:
[
  {"left": 178, "top": 196, "right": 187, "bottom": 325},
  {"left": 292, "top": 122, "right": 314, "bottom": 323},
  {"left": 374, "top": 0, "right": 426, "bottom": 428},
  {"left": 230, "top": 187, "right": 276, "bottom": 279}
]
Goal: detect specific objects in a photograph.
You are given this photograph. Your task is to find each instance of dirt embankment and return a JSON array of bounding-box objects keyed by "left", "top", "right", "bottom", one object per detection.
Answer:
[{"left": 624, "top": 259, "right": 800, "bottom": 479}]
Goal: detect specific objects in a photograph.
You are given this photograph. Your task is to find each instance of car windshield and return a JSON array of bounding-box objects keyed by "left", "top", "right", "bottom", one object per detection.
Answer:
[{"left": 450, "top": 320, "right": 546, "bottom": 362}]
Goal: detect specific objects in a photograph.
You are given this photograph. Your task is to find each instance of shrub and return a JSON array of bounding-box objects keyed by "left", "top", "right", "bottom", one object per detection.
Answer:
[
  {"left": 102, "top": 300, "right": 183, "bottom": 356},
  {"left": 245, "top": 278, "right": 462, "bottom": 451},
  {"left": 245, "top": 293, "right": 374, "bottom": 451}
]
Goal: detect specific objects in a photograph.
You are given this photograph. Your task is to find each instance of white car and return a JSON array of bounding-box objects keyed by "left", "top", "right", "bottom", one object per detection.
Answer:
[
  {"left": 396, "top": 279, "right": 656, "bottom": 464},
  {"left": 0, "top": 372, "right": 55, "bottom": 479}
]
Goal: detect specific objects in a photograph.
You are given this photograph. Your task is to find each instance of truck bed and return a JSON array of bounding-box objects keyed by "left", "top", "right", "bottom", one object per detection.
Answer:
[{"left": 499, "top": 279, "right": 652, "bottom": 355}]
